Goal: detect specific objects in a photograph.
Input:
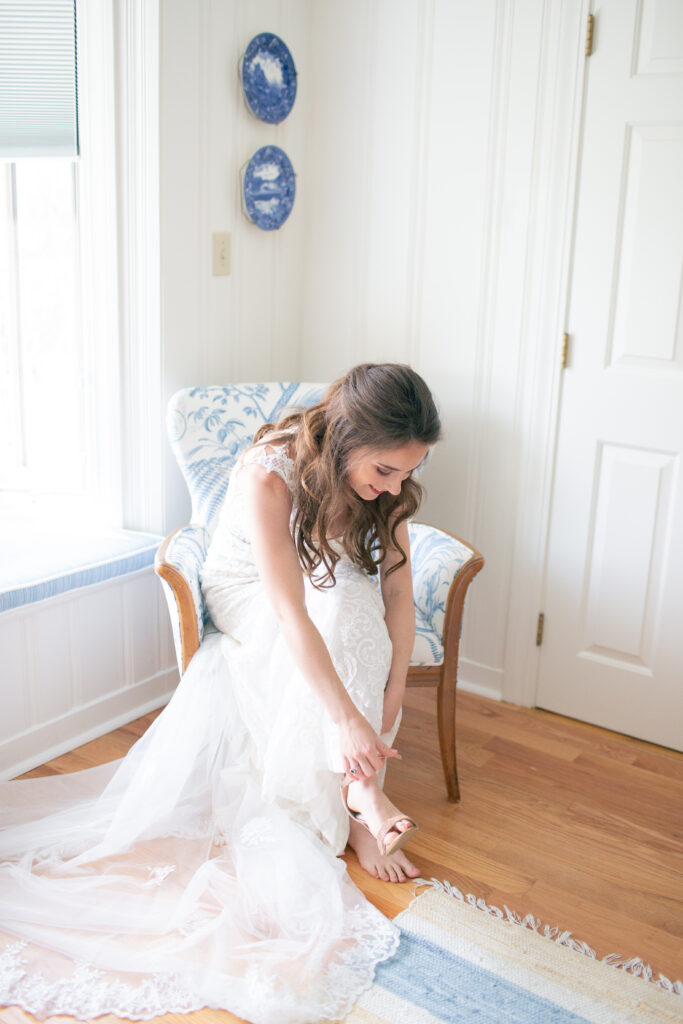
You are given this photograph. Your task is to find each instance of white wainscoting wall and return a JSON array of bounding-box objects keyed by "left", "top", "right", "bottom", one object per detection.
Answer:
[{"left": 0, "top": 570, "right": 178, "bottom": 780}]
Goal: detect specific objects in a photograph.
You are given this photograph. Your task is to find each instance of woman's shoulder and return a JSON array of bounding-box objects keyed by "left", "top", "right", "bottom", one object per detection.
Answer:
[{"left": 239, "top": 436, "right": 296, "bottom": 492}]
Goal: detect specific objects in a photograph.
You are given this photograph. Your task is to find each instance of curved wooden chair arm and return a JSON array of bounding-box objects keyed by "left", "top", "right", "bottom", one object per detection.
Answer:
[
  {"left": 407, "top": 531, "right": 484, "bottom": 803},
  {"left": 155, "top": 528, "right": 201, "bottom": 673}
]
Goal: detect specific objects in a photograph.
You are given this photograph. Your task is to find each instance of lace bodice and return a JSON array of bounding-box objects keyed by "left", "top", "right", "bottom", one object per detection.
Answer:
[{"left": 200, "top": 441, "right": 296, "bottom": 595}]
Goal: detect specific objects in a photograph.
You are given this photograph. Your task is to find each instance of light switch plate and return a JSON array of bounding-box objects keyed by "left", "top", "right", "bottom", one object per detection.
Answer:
[{"left": 212, "top": 232, "right": 231, "bottom": 276}]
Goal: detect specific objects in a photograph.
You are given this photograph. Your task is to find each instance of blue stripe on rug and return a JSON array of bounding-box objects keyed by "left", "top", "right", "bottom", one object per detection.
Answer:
[{"left": 373, "top": 928, "right": 593, "bottom": 1024}]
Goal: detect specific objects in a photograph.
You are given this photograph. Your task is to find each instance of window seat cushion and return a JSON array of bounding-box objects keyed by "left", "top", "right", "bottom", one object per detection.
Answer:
[{"left": 0, "top": 523, "right": 162, "bottom": 612}]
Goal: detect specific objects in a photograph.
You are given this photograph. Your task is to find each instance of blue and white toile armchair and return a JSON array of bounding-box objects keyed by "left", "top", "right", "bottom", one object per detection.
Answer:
[{"left": 155, "top": 384, "right": 483, "bottom": 803}]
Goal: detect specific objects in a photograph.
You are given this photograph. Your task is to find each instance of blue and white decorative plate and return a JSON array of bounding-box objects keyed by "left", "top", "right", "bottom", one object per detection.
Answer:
[
  {"left": 242, "top": 146, "right": 296, "bottom": 230},
  {"left": 241, "top": 33, "right": 297, "bottom": 124}
]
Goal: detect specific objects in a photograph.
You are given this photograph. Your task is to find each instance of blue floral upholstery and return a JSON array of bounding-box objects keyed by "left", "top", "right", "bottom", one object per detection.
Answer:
[
  {"left": 408, "top": 522, "right": 473, "bottom": 666},
  {"left": 161, "top": 384, "right": 478, "bottom": 676},
  {"left": 168, "top": 383, "right": 324, "bottom": 531}
]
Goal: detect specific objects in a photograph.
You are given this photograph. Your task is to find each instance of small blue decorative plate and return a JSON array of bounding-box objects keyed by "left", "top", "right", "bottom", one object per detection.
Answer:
[
  {"left": 242, "top": 146, "right": 296, "bottom": 230},
  {"left": 241, "top": 33, "right": 297, "bottom": 124}
]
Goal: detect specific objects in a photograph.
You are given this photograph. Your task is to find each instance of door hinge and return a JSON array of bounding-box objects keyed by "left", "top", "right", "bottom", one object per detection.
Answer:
[
  {"left": 536, "top": 613, "right": 545, "bottom": 646},
  {"left": 561, "top": 333, "right": 569, "bottom": 369},
  {"left": 585, "top": 13, "right": 594, "bottom": 56}
]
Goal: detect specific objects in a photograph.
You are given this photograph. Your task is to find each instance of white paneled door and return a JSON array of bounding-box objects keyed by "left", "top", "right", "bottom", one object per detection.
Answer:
[{"left": 536, "top": 0, "right": 683, "bottom": 751}]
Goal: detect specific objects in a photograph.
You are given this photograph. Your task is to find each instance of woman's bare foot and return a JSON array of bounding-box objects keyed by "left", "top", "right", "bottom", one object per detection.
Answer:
[{"left": 347, "top": 815, "right": 421, "bottom": 883}]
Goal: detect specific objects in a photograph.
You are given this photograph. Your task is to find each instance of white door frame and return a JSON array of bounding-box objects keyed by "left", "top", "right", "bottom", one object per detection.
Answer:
[{"left": 502, "top": 0, "right": 591, "bottom": 706}]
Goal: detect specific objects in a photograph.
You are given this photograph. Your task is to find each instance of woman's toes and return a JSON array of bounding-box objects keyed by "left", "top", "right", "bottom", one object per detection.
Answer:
[{"left": 392, "top": 850, "right": 419, "bottom": 880}]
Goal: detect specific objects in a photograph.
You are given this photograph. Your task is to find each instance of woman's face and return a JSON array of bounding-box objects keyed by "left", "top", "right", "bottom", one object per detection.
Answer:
[{"left": 346, "top": 440, "right": 430, "bottom": 501}]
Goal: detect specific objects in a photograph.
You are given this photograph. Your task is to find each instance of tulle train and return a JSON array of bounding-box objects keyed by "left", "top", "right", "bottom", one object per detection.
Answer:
[{"left": 0, "top": 634, "right": 399, "bottom": 1023}]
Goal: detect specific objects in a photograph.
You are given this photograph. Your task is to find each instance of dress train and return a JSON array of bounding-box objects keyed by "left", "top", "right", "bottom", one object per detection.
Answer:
[{"left": 0, "top": 633, "right": 400, "bottom": 1023}]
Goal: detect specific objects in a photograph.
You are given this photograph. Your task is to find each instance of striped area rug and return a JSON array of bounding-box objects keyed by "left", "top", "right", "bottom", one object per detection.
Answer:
[{"left": 343, "top": 881, "right": 682, "bottom": 1024}]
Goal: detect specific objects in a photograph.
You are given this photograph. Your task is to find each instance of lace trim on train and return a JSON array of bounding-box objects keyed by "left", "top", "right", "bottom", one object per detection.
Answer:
[
  {"left": 0, "top": 905, "right": 399, "bottom": 1023},
  {"left": 0, "top": 943, "right": 204, "bottom": 1021}
]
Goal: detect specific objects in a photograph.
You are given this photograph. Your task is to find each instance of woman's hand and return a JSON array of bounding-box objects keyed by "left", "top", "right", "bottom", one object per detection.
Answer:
[{"left": 338, "top": 711, "right": 398, "bottom": 779}]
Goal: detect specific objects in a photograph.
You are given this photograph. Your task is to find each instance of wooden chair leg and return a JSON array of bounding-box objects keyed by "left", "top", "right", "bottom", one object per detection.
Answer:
[
  {"left": 408, "top": 540, "right": 483, "bottom": 803},
  {"left": 407, "top": 664, "right": 460, "bottom": 803},
  {"left": 437, "top": 664, "right": 461, "bottom": 803}
]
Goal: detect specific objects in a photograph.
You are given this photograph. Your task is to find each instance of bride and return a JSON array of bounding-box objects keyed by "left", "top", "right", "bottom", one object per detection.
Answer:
[{"left": 0, "top": 363, "right": 441, "bottom": 1024}]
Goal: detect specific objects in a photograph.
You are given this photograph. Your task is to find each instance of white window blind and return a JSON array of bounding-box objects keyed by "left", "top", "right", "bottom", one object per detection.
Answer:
[{"left": 0, "top": 0, "right": 78, "bottom": 158}]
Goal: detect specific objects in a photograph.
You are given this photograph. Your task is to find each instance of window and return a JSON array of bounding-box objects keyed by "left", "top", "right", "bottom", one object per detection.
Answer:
[
  {"left": 0, "top": 0, "right": 161, "bottom": 534},
  {"left": 0, "top": 160, "right": 84, "bottom": 498},
  {"left": 0, "top": 0, "right": 122, "bottom": 526}
]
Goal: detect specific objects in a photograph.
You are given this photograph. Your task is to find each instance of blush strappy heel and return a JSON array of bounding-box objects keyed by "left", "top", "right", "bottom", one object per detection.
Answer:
[{"left": 341, "top": 778, "right": 419, "bottom": 856}]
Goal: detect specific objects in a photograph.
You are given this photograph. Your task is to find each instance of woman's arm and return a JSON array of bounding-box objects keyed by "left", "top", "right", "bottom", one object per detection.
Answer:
[
  {"left": 379, "top": 518, "right": 416, "bottom": 735},
  {"left": 242, "top": 461, "right": 397, "bottom": 778}
]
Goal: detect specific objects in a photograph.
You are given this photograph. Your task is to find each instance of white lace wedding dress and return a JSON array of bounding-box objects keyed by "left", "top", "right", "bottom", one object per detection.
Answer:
[{"left": 0, "top": 444, "right": 401, "bottom": 1024}]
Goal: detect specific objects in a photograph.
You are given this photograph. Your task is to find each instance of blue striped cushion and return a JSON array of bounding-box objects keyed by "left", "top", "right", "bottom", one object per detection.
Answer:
[{"left": 0, "top": 524, "right": 162, "bottom": 612}]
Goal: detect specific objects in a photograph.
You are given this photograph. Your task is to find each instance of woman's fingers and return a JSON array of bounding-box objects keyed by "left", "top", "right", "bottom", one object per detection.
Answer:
[
  {"left": 356, "top": 755, "right": 375, "bottom": 777},
  {"left": 379, "top": 741, "right": 400, "bottom": 760},
  {"left": 342, "top": 721, "right": 401, "bottom": 778}
]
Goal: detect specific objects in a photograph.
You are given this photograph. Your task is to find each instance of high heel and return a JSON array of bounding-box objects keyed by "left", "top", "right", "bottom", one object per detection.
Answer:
[{"left": 341, "top": 784, "right": 419, "bottom": 857}]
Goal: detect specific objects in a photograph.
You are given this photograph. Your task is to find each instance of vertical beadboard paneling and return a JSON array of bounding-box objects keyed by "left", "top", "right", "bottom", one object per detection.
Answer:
[
  {"left": 416, "top": 0, "right": 497, "bottom": 541},
  {"left": 30, "top": 603, "right": 74, "bottom": 724},
  {"left": 299, "top": 1, "right": 377, "bottom": 379},
  {"left": 67, "top": 596, "right": 84, "bottom": 706},
  {"left": 124, "top": 570, "right": 160, "bottom": 685},
  {"left": 77, "top": 586, "right": 127, "bottom": 704},
  {"left": 456, "top": 0, "right": 517, "bottom": 673},
  {"left": 405, "top": 0, "right": 435, "bottom": 369},
  {"left": 362, "top": 0, "right": 423, "bottom": 363},
  {"left": 2, "top": 618, "right": 29, "bottom": 738}
]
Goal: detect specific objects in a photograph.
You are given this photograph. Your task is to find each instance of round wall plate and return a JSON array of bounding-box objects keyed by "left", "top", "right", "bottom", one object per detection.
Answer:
[
  {"left": 242, "top": 146, "right": 296, "bottom": 230},
  {"left": 241, "top": 33, "right": 297, "bottom": 124}
]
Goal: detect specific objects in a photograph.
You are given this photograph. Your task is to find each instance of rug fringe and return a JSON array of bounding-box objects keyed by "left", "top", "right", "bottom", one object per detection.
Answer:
[{"left": 412, "top": 877, "right": 683, "bottom": 998}]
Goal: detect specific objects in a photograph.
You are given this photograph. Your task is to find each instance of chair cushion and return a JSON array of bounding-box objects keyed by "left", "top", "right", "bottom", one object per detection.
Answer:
[{"left": 0, "top": 521, "right": 161, "bottom": 612}]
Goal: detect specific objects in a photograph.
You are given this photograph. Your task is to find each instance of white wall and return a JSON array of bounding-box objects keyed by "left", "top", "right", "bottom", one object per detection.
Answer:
[{"left": 159, "top": 0, "right": 582, "bottom": 701}]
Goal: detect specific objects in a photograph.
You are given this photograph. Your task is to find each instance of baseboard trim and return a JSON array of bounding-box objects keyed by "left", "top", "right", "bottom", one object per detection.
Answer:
[{"left": 458, "top": 658, "right": 503, "bottom": 702}]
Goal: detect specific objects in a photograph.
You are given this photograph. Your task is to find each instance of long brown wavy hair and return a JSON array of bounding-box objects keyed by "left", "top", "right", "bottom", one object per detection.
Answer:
[{"left": 252, "top": 363, "right": 441, "bottom": 587}]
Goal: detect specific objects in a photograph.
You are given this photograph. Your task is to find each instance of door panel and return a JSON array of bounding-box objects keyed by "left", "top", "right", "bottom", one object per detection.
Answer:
[{"left": 536, "top": 0, "right": 683, "bottom": 750}]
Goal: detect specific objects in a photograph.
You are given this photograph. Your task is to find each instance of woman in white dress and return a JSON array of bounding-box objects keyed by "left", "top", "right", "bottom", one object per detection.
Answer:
[{"left": 0, "top": 363, "right": 441, "bottom": 1024}]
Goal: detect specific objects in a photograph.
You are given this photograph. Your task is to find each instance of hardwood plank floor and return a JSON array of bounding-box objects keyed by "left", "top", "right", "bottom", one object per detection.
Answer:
[{"left": 2, "top": 688, "right": 682, "bottom": 1024}]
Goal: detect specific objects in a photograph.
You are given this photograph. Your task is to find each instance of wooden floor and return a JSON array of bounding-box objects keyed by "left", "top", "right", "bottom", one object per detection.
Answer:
[{"left": 2, "top": 687, "right": 682, "bottom": 1024}]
